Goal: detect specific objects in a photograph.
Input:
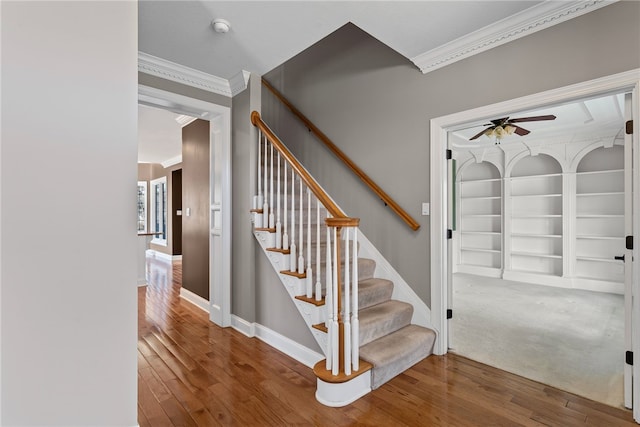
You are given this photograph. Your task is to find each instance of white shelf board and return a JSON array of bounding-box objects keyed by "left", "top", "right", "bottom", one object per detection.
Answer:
[
  {"left": 576, "top": 235, "right": 624, "bottom": 240},
  {"left": 576, "top": 256, "right": 620, "bottom": 264},
  {"left": 511, "top": 233, "right": 562, "bottom": 238},
  {"left": 511, "top": 193, "right": 562, "bottom": 198},
  {"left": 460, "top": 247, "right": 501, "bottom": 253},
  {"left": 511, "top": 251, "right": 562, "bottom": 259}
]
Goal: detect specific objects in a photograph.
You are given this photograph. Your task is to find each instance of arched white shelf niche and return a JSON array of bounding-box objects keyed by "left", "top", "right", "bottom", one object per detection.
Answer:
[
  {"left": 505, "top": 153, "right": 564, "bottom": 281},
  {"left": 574, "top": 145, "right": 625, "bottom": 288},
  {"left": 455, "top": 160, "right": 502, "bottom": 277}
]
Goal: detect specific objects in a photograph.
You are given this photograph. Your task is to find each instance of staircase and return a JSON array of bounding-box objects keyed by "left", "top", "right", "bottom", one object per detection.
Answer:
[{"left": 251, "top": 111, "right": 436, "bottom": 406}]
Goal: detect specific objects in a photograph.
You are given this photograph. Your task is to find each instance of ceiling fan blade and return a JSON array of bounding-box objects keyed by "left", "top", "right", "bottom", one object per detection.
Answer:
[
  {"left": 512, "top": 125, "right": 530, "bottom": 136},
  {"left": 508, "top": 115, "right": 556, "bottom": 123},
  {"left": 469, "top": 128, "right": 490, "bottom": 140}
]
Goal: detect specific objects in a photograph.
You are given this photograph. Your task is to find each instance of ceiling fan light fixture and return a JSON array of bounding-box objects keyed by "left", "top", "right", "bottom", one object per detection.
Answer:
[
  {"left": 504, "top": 124, "right": 516, "bottom": 135},
  {"left": 211, "top": 18, "right": 231, "bottom": 33}
]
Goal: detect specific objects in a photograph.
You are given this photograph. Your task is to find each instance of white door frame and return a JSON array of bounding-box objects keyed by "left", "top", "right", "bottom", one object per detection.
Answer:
[
  {"left": 138, "top": 84, "right": 232, "bottom": 327},
  {"left": 430, "top": 69, "right": 640, "bottom": 416}
]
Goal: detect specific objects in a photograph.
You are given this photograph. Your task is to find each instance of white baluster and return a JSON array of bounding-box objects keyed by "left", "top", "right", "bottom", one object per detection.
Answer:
[
  {"left": 268, "top": 143, "right": 275, "bottom": 229},
  {"left": 352, "top": 227, "right": 359, "bottom": 372},
  {"left": 297, "top": 180, "right": 304, "bottom": 275},
  {"left": 255, "top": 130, "right": 263, "bottom": 210},
  {"left": 262, "top": 137, "right": 268, "bottom": 227},
  {"left": 325, "top": 222, "right": 333, "bottom": 370},
  {"left": 283, "top": 162, "right": 289, "bottom": 251},
  {"left": 306, "top": 188, "right": 312, "bottom": 298},
  {"left": 315, "top": 203, "right": 322, "bottom": 302},
  {"left": 254, "top": 131, "right": 264, "bottom": 228},
  {"left": 331, "top": 226, "right": 339, "bottom": 376},
  {"left": 289, "top": 172, "right": 297, "bottom": 272},
  {"left": 275, "top": 151, "right": 282, "bottom": 249},
  {"left": 344, "top": 228, "right": 352, "bottom": 375}
]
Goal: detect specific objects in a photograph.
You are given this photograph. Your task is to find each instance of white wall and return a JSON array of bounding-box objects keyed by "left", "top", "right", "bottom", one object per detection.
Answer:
[{"left": 1, "top": 2, "right": 138, "bottom": 425}]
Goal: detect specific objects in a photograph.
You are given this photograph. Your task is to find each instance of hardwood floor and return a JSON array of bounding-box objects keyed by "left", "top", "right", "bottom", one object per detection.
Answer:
[{"left": 138, "top": 258, "right": 637, "bottom": 426}]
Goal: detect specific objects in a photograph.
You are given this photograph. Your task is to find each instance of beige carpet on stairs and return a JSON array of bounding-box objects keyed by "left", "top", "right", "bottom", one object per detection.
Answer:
[{"left": 451, "top": 273, "right": 625, "bottom": 408}]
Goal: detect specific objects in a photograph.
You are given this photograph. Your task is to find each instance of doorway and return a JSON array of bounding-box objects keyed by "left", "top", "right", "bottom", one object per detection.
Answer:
[
  {"left": 138, "top": 84, "right": 232, "bottom": 327},
  {"left": 172, "top": 169, "right": 182, "bottom": 255},
  {"left": 447, "top": 119, "right": 627, "bottom": 405},
  {"left": 430, "top": 70, "right": 640, "bottom": 418}
]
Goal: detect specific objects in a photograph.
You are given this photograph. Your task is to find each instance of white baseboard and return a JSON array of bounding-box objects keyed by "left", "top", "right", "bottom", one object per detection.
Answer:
[
  {"left": 231, "top": 314, "right": 255, "bottom": 337},
  {"left": 254, "top": 324, "right": 324, "bottom": 369},
  {"left": 230, "top": 315, "right": 323, "bottom": 369},
  {"left": 179, "top": 288, "right": 210, "bottom": 313},
  {"left": 146, "top": 249, "right": 182, "bottom": 263}
]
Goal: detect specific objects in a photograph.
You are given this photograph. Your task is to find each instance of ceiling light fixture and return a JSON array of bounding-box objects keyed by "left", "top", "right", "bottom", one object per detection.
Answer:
[{"left": 211, "top": 18, "right": 231, "bottom": 34}]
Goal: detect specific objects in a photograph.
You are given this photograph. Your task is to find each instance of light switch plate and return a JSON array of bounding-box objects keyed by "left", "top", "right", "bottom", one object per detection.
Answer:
[{"left": 421, "top": 202, "right": 430, "bottom": 216}]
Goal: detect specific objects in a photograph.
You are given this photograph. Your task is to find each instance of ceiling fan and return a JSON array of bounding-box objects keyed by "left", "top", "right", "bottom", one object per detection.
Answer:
[{"left": 469, "top": 115, "right": 557, "bottom": 143}]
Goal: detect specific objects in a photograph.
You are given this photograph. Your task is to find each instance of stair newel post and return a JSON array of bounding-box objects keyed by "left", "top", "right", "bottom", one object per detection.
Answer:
[
  {"left": 275, "top": 151, "right": 282, "bottom": 249},
  {"left": 297, "top": 179, "right": 304, "bottom": 275},
  {"left": 352, "top": 227, "right": 359, "bottom": 371},
  {"left": 289, "top": 172, "right": 297, "bottom": 272},
  {"left": 268, "top": 142, "right": 275, "bottom": 229},
  {"left": 315, "top": 202, "right": 322, "bottom": 302},
  {"left": 325, "top": 217, "right": 333, "bottom": 370},
  {"left": 331, "top": 225, "right": 340, "bottom": 376},
  {"left": 343, "top": 227, "right": 352, "bottom": 375},
  {"left": 282, "top": 162, "right": 289, "bottom": 250},
  {"left": 306, "top": 188, "right": 313, "bottom": 298},
  {"left": 262, "top": 136, "right": 269, "bottom": 228}
]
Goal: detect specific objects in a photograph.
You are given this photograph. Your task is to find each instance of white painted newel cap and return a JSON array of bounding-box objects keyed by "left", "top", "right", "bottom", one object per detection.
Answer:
[{"left": 211, "top": 19, "right": 231, "bottom": 33}]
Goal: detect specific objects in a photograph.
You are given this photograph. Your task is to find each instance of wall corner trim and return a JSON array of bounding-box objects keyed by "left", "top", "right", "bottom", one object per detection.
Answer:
[
  {"left": 411, "top": 0, "right": 616, "bottom": 74},
  {"left": 138, "top": 52, "right": 250, "bottom": 97}
]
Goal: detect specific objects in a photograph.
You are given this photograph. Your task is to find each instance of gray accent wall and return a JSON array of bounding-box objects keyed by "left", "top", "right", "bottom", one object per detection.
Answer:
[{"left": 262, "top": 1, "right": 640, "bottom": 307}]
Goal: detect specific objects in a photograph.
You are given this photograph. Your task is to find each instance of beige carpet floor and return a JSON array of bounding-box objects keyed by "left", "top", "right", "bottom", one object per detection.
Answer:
[{"left": 450, "top": 273, "right": 625, "bottom": 408}]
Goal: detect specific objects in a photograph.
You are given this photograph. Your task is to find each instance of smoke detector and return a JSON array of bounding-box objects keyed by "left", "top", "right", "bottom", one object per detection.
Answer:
[{"left": 211, "top": 19, "right": 231, "bottom": 34}]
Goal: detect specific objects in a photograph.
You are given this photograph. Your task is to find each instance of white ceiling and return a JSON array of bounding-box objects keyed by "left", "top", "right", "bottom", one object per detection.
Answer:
[
  {"left": 449, "top": 93, "right": 627, "bottom": 150},
  {"left": 137, "top": 1, "right": 617, "bottom": 163},
  {"left": 138, "top": 104, "right": 184, "bottom": 164},
  {"left": 138, "top": 1, "right": 543, "bottom": 79}
]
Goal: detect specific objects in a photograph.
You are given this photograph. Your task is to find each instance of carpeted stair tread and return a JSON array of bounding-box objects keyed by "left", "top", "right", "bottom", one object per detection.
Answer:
[
  {"left": 360, "top": 325, "right": 436, "bottom": 389},
  {"left": 358, "top": 278, "right": 394, "bottom": 310},
  {"left": 358, "top": 300, "right": 413, "bottom": 347},
  {"left": 310, "top": 257, "right": 376, "bottom": 283}
]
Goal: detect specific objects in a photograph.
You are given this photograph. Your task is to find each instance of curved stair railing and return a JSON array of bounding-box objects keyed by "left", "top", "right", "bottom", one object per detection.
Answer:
[
  {"left": 251, "top": 111, "right": 372, "bottom": 381},
  {"left": 262, "top": 78, "right": 420, "bottom": 231}
]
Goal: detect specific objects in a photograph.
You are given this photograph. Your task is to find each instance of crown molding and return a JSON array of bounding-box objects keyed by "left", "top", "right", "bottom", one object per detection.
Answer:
[
  {"left": 229, "top": 70, "right": 251, "bottom": 95},
  {"left": 411, "top": 0, "right": 616, "bottom": 74},
  {"left": 161, "top": 155, "right": 182, "bottom": 168},
  {"left": 138, "top": 52, "right": 250, "bottom": 97}
]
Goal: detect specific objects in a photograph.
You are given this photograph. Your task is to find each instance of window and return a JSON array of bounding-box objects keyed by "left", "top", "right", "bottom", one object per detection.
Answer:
[
  {"left": 150, "top": 176, "right": 167, "bottom": 246},
  {"left": 137, "top": 181, "right": 147, "bottom": 233}
]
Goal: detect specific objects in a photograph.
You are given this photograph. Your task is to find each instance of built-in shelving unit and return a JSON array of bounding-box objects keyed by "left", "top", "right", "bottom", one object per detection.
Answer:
[
  {"left": 453, "top": 142, "right": 626, "bottom": 294},
  {"left": 457, "top": 162, "right": 502, "bottom": 276},
  {"left": 509, "top": 168, "right": 563, "bottom": 277},
  {"left": 575, "top": 147, "right": 625, "bottom": 285}
]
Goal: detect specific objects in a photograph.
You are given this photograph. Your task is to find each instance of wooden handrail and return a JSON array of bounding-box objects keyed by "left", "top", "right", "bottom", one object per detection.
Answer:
[
  {"left": 251, "top": 111, "right": 355, "bottom": 224},
  {"left": 261, "top": 78, "right": 420, "bottom": 231}
]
